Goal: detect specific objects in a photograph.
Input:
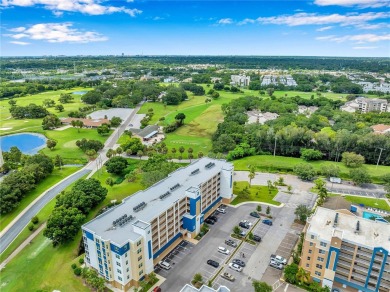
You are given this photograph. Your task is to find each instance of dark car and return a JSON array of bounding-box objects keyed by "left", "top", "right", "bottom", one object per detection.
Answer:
[
  {"left": 232, "top": 259, "right": 246, "bottom": 267},
  {"left": 253, "top": 235, "right": 262, "bottom": 242},
  {"left": 153, "top": 287, "right": 161, "bottom": 292},
  {"left": 205, "top": 218, "right": 215, "bottom": 225},
  {"left": 262, "top": 219, "right": 273, "bottom": 226},
  {"left": 239, "top": 222, "right": 250, "bottom": 229},
  {"left": 207, "top": 259, "right": 219, "bottom": 268},
  {"left": 209, "top": 215, "right": 218, "bottom": 222},
  {"left": 250, "top": 211, "right": 260, "bottom": 218},
  {"left": 225, "top": 239, "right": 238, "bottom": 248}
]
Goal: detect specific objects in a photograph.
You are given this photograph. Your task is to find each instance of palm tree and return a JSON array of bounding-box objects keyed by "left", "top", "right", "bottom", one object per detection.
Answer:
[
  {"left": 171, "top": 147, "right": 177, "bottom": 158},
  {"left": 296, "top": 267, "right": 311, "bottom": 284},
  {"left": 248, "top": 171, "right": 255, "bottom": 186},
  {"left": 116, "top": 147, "right": 123, "bottom": 156},
  {"left": 233, "top": 226, "right": 241, "bottom": 236}
]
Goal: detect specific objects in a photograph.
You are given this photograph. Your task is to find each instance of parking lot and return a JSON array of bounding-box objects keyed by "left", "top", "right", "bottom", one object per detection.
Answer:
[
  {"left": 154, "top": 241, "right": 195, "bottom": 278},
  {"left": 327, "top": 187, "right": 386, "bottom": 198}
]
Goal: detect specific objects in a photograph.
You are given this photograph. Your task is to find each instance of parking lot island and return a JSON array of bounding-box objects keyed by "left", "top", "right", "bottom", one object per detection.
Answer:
[{"left": 82, "top": 158, "right": 233, "bottom": 291}]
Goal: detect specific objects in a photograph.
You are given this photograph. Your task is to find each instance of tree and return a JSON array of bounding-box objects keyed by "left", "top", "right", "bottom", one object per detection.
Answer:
[
  {"left": 300, "top": 148, "right": 323, "bottom": 161},
  {"left": 175, "top": 113, "right": 186, "bottom": 126},
  {"left": 125, "top": 149, "right": 133, "bottom": 156},
  {"left": 295, "top": 204, "right": 311, "bottom": 222},
  {"left": 125, "top": 171, "right": 137, "bottom": 182},
  {"left": 54, "top": 155, "right": 63, "bottom": 169},
  {"left": 46, "top": 139, "right": 57, "bottom": 151},
  {"left": 171, "top": 148, "right": 177, "bottom": 158},
  {"left": 320, "top": 164, "right": 340, "bottom": 179},
  {"left": 105, "top": 156, "right": 128, "bottom": 175},
  {"left": 59, "top": 93, "right": 74, "bottom": 104},
  {"left": 252, "top": 280, "right": 272, "bottom": 292},
  {"left": 8, "top": 99, "right": 17, "bottom": 107},
  {"left": 42, "top": 114, "right": 61, "bottom": 130},
  {"left": 85, "top": 149, "right": 97, "bottom": 160},
  {"left": 296, "top": 267, "right": 311, "bottom": 285},
  {"left": 284, "top": 263, "right": 299, "bottom": 284},
  {"left": 266, "top": 87, "right": 275, "bottom": 97},
  {"left": 71, "top": 120, "right": 84, "bottom": 132},
  {"left": 55, "top": 104, "right": 64, "bottom": 112},
  {"left": 314, "top": 178, "right": 326, "bottom": 190},
  {"left": 198, "top": 152, "right": 204, "bottom": 158},
  {"left": 110, "top": 116, "right": 122, "bottom": 127},
  {"left": 341, "top": 152, "right": 365, "bottom": 168},
  {"left": 106, "top": 149, "right": 115, "bottom": 158},
  {"left": 43, "top": 206, "right": 85, "bottom": 246},
  {"left": 294, "top": 163, "right": 316, "bottom": 181},
  {"left": 256, "top": 205, "right": 262, "bottom": 213},
  {"left": 179, "top": 146, "right": 185, "bottom": 156},
  {"left": 349, "top": 168, "right": 371, "bottom": 186},
  {"left": 193, "top": 273, "right": 203, "bottom": 285},
  {"left": 188, "top": 154, "right": 194, "bottom": 161},
  {"left": 233, "top": 225, "right": 242, "bottom": 236},
  {"left": 43, "top": 98, "right": 56, "bottom": 108},
  {"left": 266, "top": 206, "right": 271, "bottom": 215},
  {"left": 71, "top": 178, "right": 107, "bottom": 203},
  {"left": 116, "top": 147, "right": 123, "bottom": 156},
  {"left": 106, "top": 177, "right": 114, "bottom": 187},
  {"left": 287, "top": 185, "right": 293, "bottom": 192},
  {"left": 137, "top": 150, "right": 143, "bottom": 159},
  {"left": 248, "top": 165, "right": 256, "bottom": 186},
  {"left": 97, "top": 123, "right": 110, "bottom": 135}
]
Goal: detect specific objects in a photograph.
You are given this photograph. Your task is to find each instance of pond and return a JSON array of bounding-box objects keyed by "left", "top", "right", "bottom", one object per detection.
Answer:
[
  {"left": 0, "top": 133, "right": 47, "bottom": 154},
  {"left": 72, "top": 91, "right": 87, "bottom": 95}
]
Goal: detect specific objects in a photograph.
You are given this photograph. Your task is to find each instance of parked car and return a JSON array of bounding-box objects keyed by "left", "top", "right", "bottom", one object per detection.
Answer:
[
  {"left": 262, "top": 219, "right": 273, "bottom": 226},
  {"left": 207, "top": 259, "right": 219, "bottom": 268},
  {"left": 205, "top": 218, "right": 215, "bottom": 225},
  {"left": 218, "top": 246, "right": 230, "bottom": 255},
  {"left": 241, "top": 220, "right": 253, "bottom": 226},
  {"left": 209, "top": 215, "right": 218, "bottom": 222},
  {"left": 232, "top": 259, "right": 246, "bottom": 267},
  {"left": 239, "top": 230, "right": 247, "bottom": 237},
  {"left": 269, "top": 259, "right": 283, "bottom": 270},
  {"left": 217, "top": 207, "right": 226, "bottom": 214},
  {"left": 250, "top": 211, "right": 260, "bottom": 218},
  {"left": 332, "top": 289, "right": 340, "bottom": 292},
  {"left": 239, "top": 222, "right": 250, "bottom": 229},
  {"left": 271, "top": 254, "right": 287, "bottom": 265},
  {"left": 220, "top": 272, "right": 235, "bottom": 281},
  {"left": 229, "top": 263, "right": 242, "bottom": 272},
  {"left": 153, "top": 287, "right": 161, "bottom": 292},
  {"left": 252, "top": 235, "right": 262, "bottom": 242},
  {"left": 225, "top": 239, "right": 238, "bottom": 248},
  {"left": 158, "top": 261, "right": 171, "bottom": 270}
]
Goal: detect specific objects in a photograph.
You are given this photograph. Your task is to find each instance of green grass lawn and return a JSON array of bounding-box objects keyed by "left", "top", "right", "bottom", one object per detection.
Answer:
[
  {"left": 343, "top": 196, "right": 390, "bottom": 212},
  {"left": 0, "top": 161, "right": 145, "bottom": 292},
  {"left": 233, "top": 155, "right": 390, "bottom": 184},
  {"left": 0, "top": 88, "right": 92, "bottom": 136},
  {"left": 231, "top": 181, "right": 280, "bottom": 206},
  {"left": 0, "top": 166, "right": 81, "bottom": 232}
]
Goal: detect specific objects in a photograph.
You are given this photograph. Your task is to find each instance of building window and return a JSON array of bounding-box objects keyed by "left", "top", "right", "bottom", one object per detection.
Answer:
[
  {"left": 306, "top": 264, "right": 310, "bottom": 268},
  {"left": 139, "top": 270, "right": 143, "bottom": 276},
  {"left": 320, "top": 242, "right": 327, "bottom": 247},
  {"left": 137, "top": 248, "right": 142, "bottom": 254},
  {"left": 139, "top": 263, "right": 143, "bottom": 268},
  {"left": 116, "top": 254, "right": 120, "bottom": 259},
  {"left": 117, "top": 269, "right": 122, "bottom": 274},
  {"left": 316, "top": 264, "right": 323, "bottom": 269},
  {"left": 319, "top": 249, "right": 325, "bottom": 254},
  {"left": 127, "top": 275, "right": 130, "bottom": 279},
  {"left": 317, "top": 257, "right": 324, "bottom": 262},
  {"left": 116, "top": 261, "right": 121, "bottom": 267},
  {"left": 311, "top": 235, "right": 315, "bottom": 240},
  {"left": 309, "top": 242, "right": 314, "bottom": 246},
  {"left": 138, "top": 256, "right": 142, "bottom": 261},
  {"left": 307, "top": 257, "right": 311, "bottom": 260},
  {"left": 137, "top": 241, "right": 142, "bottom": 246},
  {"left": 315, "top": 271, "right": 321, "bottom": 276},
  {"left": 308, "top": 249, "right": 312, "bottom": 254},
  {"left": 127, "top": 268, "right": 129, "bottom": 272},
  {"left": 126, "top": 260, "right": 128, "bottom": 265},
  {"left": 125, "top": 253, "right": 128, "bottom": 258},
  {"left": 118, "top": 276, "right": 122, "bottom": 281}
]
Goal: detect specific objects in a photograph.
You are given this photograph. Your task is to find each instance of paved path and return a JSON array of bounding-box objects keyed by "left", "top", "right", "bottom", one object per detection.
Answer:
[
  {"left": 0, "top": 104, "right": 143, "bottom": 256},
  {"left": 0, "top": 223, "right": 46, "bottom": 270}
]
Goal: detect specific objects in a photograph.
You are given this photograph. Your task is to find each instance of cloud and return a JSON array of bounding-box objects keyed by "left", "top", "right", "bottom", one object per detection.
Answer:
[
  {"left": 153, "top": 16, "right": 164, "bottom": 21},
  {"left": 238, "top": 18, "right": 255, "bottom": 25},
  {"left": 255, "top": 12, "right": 390, "bottom": 27},
  {"left": 316, "top": 26, "right": 333, "bottom": 31},
  {"left": 316, "top": 33, "right": 390, "bottom": 43},
  {"left": 1, "top": 0, "right": 142, "bottom": 16},
  {"left": 7, "top": 23, "right": 108, "bottom": 43},
  {"left": 218, "top": 18, "right": 233, "bottom": 25},
  {"left": 10, "top": 41, "right": 30, "bottom": 45},
  {"left": 353, "top": 46, "right": 378, "bottom": 49},
  {"left": 314, "top": 0, "right": 389, "bottom": 8}
]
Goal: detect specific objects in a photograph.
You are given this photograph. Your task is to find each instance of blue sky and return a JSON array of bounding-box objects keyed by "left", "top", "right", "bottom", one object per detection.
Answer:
[{"left": 1, "top": 0, "right": 389, "bottom": 57}]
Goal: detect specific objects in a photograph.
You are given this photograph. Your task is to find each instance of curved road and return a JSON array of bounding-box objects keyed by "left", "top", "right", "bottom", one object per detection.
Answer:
[{"left": 0, "top": 104, "right": 142, "bottom": 255}]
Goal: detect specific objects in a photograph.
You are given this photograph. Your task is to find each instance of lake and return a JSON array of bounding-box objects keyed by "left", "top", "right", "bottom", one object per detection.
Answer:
[{"left": 0, "top": 133, "right": 47, "bottom": 154}]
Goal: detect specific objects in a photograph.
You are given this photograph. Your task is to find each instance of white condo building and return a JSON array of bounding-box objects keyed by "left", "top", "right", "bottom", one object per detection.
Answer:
[
  {"left": 82, "top": 158, "right": 233, "bottom": 291},
  {"left": 230, "top": 75, "right": 250, "bottom": 87}
]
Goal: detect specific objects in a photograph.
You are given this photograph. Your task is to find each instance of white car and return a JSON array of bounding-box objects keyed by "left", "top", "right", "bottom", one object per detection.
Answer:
[
  {"left": 241, "top": 220, "right": 253, "bottom": 226},
  {"left": 269, "top": 260, "right": 283, "bottom": 270},
  {"left": 218, "top": 246, "right": 230, "bottom": 255},
  {"left": 217, "top": 207, "right": 226, "bottom": 214},
  {"left": 274, "top": 255, "right": 287, "bottom": 265},
  {"left": 229, "top": 263, "right": 242, "bottom": 272}
]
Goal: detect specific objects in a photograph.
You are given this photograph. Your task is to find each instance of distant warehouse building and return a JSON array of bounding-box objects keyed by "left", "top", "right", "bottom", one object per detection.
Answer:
[
  {"left": 82, "top": 158, "right": 233, "bottom": 291},
  {"left": 300, "top": 207, "right": 390, "bottom": 292}
]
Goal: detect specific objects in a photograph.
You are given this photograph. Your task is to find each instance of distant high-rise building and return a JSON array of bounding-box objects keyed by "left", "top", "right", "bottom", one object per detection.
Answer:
[{"left": 230, "top": 75, "right": 250, "bottom": 87}]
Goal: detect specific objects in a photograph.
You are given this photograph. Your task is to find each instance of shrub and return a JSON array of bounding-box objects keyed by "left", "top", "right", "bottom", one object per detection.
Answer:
[
  {"left": 79, "top": 258, "right": 84, "bottom": 264},
  {"left": 71, "top": 263, "right": 77, "bottom": 270},
  {"left": 74, "top": 267, "right": 82, "bottom": 276},
  {"left": 31, "top": 216, "right": 39, "bottom": 224},
  {"left": 28, "top": 223, "right": 35, "bottom": 231}
]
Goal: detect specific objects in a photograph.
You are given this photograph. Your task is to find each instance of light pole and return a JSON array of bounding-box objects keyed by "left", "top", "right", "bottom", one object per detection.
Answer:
[
  {"left": 273, "top": 136, "right": 277, "bottom": 157},
  {"left": 376, "top": 147, "right": 385, "bottom": 168}
]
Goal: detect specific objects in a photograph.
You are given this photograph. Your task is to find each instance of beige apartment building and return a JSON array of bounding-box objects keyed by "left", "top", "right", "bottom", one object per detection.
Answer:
[{"left": 300, "top": 207, "right": 390, "bottom": 292}]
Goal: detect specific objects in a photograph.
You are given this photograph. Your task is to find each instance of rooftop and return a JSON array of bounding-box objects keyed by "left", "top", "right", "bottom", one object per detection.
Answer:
[
  {"left": 307, "top": 207, "right": 390, "bottom": 250},
  {"left": 179, "top": 284, "right": 230, "bottom": 292},
  {"left": 83, "top": 158, "right": 232, "bottom": 245},
  {"left": 371, "top": 124, "right": 390, "bottom": 133}
]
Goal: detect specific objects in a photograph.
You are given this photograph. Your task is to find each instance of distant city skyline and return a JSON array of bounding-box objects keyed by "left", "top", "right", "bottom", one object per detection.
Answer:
[{"left": 1, "top": 0, "right": 389, "bottom": 57}]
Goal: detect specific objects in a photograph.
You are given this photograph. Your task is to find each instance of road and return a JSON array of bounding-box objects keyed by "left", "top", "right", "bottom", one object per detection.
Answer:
[{"left": 0, "top": 104, "right": 142, "bottom": 255}]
